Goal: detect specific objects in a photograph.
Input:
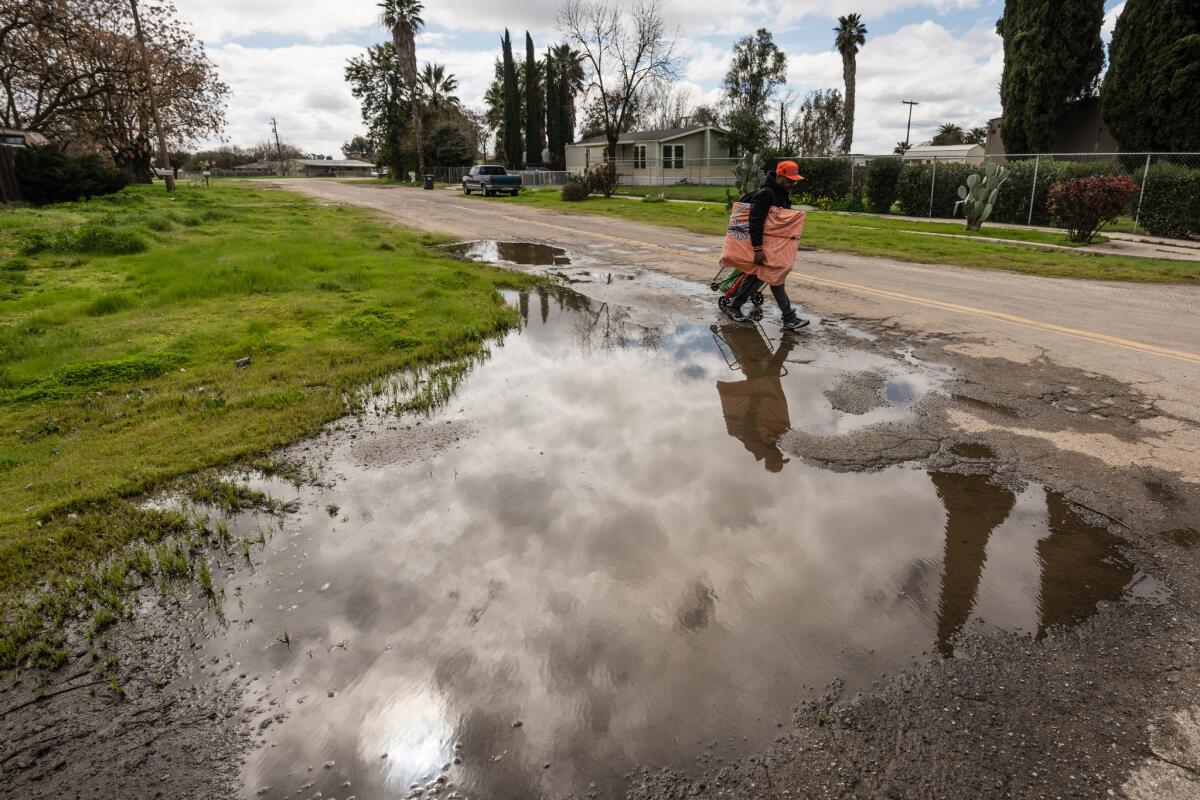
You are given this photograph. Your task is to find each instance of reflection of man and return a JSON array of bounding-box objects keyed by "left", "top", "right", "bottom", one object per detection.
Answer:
[
  {"left": 930, "top": 472, "right": 1016, "bottom": 656},
  {"left": 715, "top": 324, "right": 796, "bottom": 473}
]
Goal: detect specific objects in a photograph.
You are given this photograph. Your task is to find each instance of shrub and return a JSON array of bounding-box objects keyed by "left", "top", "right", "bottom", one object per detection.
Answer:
[
  {"left": 864, "top": 158, "right": 903, "bottom": 213},
  {"left": 561, "top": 180, "right": 589, "bottom": 202},
  {"left": 791, "top": 158, "right": 853, "bottom": 200},
  {"left": 587, "top": 162, "right": 619, "bottom": 198},
  {"left": 1133, "top": 163, "right": 1200, "bottom": 239},
  {"left": 14, "top": 145, "right": 131, "bottom": 206},
  {"left": 990, "top": 158, "right": 1121, "bottom": 225},
  {"left": 1047, "top": 175, "right": 1139, "bottom": 243},
  {"left": 896, "top": 162, "right": 978, "bottom": 217}
]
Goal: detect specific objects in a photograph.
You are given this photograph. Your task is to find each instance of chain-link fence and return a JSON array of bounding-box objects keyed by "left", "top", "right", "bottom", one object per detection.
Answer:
[
  {"left": 431, "top": 166, "right": 572, "bottom": 186},
  {"left": 578, "top": 152, "right": 1197, "bottom": 240},
  {"left": 886, "top": 152, "right": 1200, "bottom": 239}
]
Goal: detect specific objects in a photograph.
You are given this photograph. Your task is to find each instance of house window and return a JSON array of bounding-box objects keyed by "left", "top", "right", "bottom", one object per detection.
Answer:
[
  {"left": 633, "top": 144, "right": 647, "bottom": 169},
  {"left": 662, "top": 144, "right": 684, "bottom": 169}
]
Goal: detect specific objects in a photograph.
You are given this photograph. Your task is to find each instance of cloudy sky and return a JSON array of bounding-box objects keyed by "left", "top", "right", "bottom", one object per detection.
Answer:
[{"left": 175, "top": 0, "right": 1126, "bottom": 157}]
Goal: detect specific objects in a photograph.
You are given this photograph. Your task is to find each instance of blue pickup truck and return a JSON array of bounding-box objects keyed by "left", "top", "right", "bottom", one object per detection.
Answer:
[{"left": 462, "top": 165, "right": 522, "bottom": 197}]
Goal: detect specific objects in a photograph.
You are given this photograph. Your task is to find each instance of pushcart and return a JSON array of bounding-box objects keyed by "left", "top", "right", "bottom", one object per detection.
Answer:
[
  {"left": 710, "top": 321, "right": 789, "bottom": 375},
  {"left": 709, "top": 261, "right": 764, "bottom": 319}
]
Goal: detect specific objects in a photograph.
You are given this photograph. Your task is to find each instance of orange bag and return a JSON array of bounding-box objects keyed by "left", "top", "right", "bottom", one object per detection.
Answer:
[{"left": 720, "top": 202, "right": 807, "bottom": 286}]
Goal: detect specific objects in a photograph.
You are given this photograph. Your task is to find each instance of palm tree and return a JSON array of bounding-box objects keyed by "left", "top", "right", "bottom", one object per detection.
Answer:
[
  {"left": 379, "top": 0, "right": 424, "bottom": 177},
  {"left": 965, "top": 125, "right": 988, "bottom": 145},
  {"left": 419, "top": 63, "right": 460, "bottom": 117},
  {"left": 932, "top": 122, "right": 964, "bottom": 145},
  {"left": 893, "top": 141, "right": 911, "bottom": 155},
  {"left": 549, "top": 43, "right": 585, "bottom": 140},
  {"left": 833, "top": 13, "right": 867, "bottom": 155}
]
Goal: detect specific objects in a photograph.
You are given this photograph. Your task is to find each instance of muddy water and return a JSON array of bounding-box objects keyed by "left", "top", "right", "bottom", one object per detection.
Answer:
[{"left": 208, "top": 278, "right": 1153, "bottom": 800}]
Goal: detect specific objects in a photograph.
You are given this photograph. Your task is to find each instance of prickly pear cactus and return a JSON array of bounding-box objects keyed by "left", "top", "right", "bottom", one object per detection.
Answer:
[
  {"left": 954, "top": 161, "right": 1009, "bottom": 231},
  {"left": 733, "top": 151, "right": 765, "bottom": 197}
]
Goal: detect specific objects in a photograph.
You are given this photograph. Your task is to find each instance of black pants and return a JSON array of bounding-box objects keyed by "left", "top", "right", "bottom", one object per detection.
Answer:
[{"left": 731, "top": 275, "right": 797, "bottom": 321}]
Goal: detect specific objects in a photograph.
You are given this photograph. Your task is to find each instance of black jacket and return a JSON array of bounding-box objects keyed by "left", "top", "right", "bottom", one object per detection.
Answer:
[{"left": 741, "top": 175, "right": 792, "bottom": 250}]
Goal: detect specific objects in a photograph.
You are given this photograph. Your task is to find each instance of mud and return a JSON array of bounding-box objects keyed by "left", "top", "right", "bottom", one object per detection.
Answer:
[{"left": 3, "top": 238, "right": 1199, "bottom": 800}]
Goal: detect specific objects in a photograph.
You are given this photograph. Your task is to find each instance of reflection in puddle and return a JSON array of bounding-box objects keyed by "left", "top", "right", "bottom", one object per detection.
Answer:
[
  {"left": 211, "top": 287, "right": 1157, "bottom": 800},
  {"left": 447, "top": 240, "right": 570, "bottom": 266}
]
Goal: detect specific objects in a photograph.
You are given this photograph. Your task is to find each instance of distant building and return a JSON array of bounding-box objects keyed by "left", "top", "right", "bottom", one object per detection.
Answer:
[
  {"left": 233, "top": 160, "right": 280, "bottom": 174},
  {"left": 0, "top": 128, "right": 50, "bottom": 148},
  {"left": 565, "top": 124, "right": 733, "bottom": 184},
  {"left": 985, "top": 98, "right": 1118, "bottom": 158},
  {"left": 901, "top": 144, "right": 986, "bottom": 165},
  {"left": 290, "top": 158, "right": 375, "bottom": 177}
]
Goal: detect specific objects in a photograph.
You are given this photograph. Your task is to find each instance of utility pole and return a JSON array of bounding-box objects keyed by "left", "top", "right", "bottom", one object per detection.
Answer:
[
  {"left": 902, "top": 99, "right": 919, "bottom": 147},
  {"left": 129, "top": 0, "right": 174, "bottom": 191},
  {"left": 270, "top": 118, "right": 284, "bottom": 175},
  {"left": 779, "top": 101, "right": 785, "bottom": 151}
]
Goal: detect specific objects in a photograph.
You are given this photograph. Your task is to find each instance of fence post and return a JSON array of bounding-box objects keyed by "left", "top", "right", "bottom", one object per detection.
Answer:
[
  {"left": 929, "top": 157, "right": 938, "bottom": 218},
  {"left": 1027, "top": 154, "right": 1040, "bottom": 226},
  {"left": 1133, "top": 153, "right": 1151, "bottom": 233}
]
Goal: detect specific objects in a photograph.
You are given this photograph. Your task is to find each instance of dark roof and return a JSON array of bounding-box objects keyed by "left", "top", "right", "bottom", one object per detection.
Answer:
[{"left": 576, "top": 124, "right": 724, "bottom": 146}]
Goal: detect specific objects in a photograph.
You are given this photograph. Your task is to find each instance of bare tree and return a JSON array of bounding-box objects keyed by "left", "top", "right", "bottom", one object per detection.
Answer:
[
  {"left": 558, "top": 0, "right": 682, "bottom": 161},
  {"left": 641, "top": 77, "right": 694, "bottom": 130}
]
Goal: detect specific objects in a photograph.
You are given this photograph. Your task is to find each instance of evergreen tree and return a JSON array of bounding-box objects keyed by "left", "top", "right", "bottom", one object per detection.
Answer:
[
  {"left": 545, "top": 48, "right": 561, "bottom": 169},
  {"left": 996, "top": 0, "right": 1105, "bottom": 153},
  {"left": 525, "top": 33, "right": 545, "bottom": 165},
  {"left": 501, "top": 30, "right": 522, "bottom": 168},
  {"left": 1101, "top": 0, "right": 1200, "bottom": 153}
]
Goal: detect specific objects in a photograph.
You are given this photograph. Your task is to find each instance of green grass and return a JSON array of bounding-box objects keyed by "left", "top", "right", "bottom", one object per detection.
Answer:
[
  {"left": 615, "top": 184, "right": 732, "bottom": 202},
  {"left": 470, "top": 188, "right": 1198, "bottom": 282},
  {"left": 0, "top": 184, "right": 534, "bottom": 614}
]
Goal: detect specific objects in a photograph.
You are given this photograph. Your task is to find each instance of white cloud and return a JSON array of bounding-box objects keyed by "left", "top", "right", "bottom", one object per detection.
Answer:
[
  {"left": 205, "top": 43, "right": 367, "bottom": 156},
  {"left": 172, "top": 0, "right": 381, "bottom": 43},
  {"left": 1102, "top": 2, "right": 1124, "bottom": 42},
  {"left": 785, "top": 20, "right": 1003, "bottom": 153}
]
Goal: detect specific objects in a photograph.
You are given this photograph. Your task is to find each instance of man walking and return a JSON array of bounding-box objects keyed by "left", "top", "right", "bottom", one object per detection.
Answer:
[{"left": 724, "top": 161, "right": 810, "bottom": 331}]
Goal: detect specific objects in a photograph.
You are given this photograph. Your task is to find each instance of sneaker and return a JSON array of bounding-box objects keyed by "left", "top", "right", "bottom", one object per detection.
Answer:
[
  {"left": 781, "top": 316, "right": 811, "bottom": 331},
  {"left": 724, "top": 304, "right": 748, "bottom": 322}
]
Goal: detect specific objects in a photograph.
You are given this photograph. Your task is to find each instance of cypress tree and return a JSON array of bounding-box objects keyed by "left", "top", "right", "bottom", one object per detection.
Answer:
[
  {"left": 525, "top": 33, "right": 544, "bottom": 166},
  {"left": 545, "top": 48, "right": 561, "bottom": 169},
  {"left": 501, "top": 30, "right": 522, "bottom": 169},
  {"left": 996, "top": 0, "right": 1105, "bottom": 153},
  {"left": 1101, "top": 0, "right": 1200, "bottom": 152}
]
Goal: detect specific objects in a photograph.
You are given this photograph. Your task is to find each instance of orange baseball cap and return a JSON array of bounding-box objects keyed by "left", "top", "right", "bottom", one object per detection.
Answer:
[{"left": 776, "top": 160, "right": 804, "bottom": 181}]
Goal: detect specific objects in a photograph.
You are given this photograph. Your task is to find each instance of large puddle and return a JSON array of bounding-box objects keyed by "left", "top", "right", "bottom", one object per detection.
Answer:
[{"left": 202, "top": 269, "right": 1158, "bottom": 800}]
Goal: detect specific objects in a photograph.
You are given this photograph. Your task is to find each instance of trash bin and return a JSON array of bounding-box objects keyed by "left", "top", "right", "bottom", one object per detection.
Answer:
[{"left": 423, "top": 175, "right": 434, "bottom": 190}]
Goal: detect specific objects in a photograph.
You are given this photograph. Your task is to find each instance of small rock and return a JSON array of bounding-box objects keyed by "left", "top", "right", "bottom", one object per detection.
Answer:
[
  {"left": 512, "top": 720, "right": 523, "bottom": 728},
  {"left": 236, "top": 356, "right": 252, "bottom": 368},
  {"left": 324, "top": 760, "right": 336, "bottom": 769},
  {"left": 327, "top": 690, "right": 336, "bottom": 698},
  {"left": 255, "top": 788, "right": 271, "bottom": 796}
]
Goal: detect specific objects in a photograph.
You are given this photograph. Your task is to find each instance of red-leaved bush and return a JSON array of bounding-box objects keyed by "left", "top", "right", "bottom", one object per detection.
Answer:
[{"left": 1047, "top": 175, "right": 1138, "bottom": 243}]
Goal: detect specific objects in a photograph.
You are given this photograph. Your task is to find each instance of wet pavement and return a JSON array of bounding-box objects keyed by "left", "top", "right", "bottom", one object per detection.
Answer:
[{"left": 195, "top": 245, "right": 1163, "bottom": 800}]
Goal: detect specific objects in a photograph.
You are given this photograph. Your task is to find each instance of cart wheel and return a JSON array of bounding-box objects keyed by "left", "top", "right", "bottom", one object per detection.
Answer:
[
  {"left": 709, "top": 281, "right": 721, "bottom": 291},
  {"left": 751, "top": 291, "right": 765, "bottom": 306},
  {"left": 718, "top": 296, "right": 730, "bottom": 310},
  {"left": 749, "top": 307, "right": 764, "bottom": 321}
]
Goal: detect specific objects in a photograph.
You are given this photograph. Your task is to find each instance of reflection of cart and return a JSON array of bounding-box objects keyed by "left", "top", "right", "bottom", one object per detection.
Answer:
[
  {"left": 708, "top": 262, "right": 764, "bottom": 319},
  {"left": 710, "top": 322, "right": 789, "bottom": 375}
]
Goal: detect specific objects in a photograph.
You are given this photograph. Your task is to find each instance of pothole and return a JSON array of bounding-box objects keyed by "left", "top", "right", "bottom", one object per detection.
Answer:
[{"left": 200, "top": 285, "right": 1163, "bottom": 800}]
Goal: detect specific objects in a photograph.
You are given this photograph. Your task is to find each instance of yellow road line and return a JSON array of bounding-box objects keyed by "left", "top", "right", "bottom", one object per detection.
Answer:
[{"left": 501, "top": 212, "right": 1200, "bottom": 366}]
